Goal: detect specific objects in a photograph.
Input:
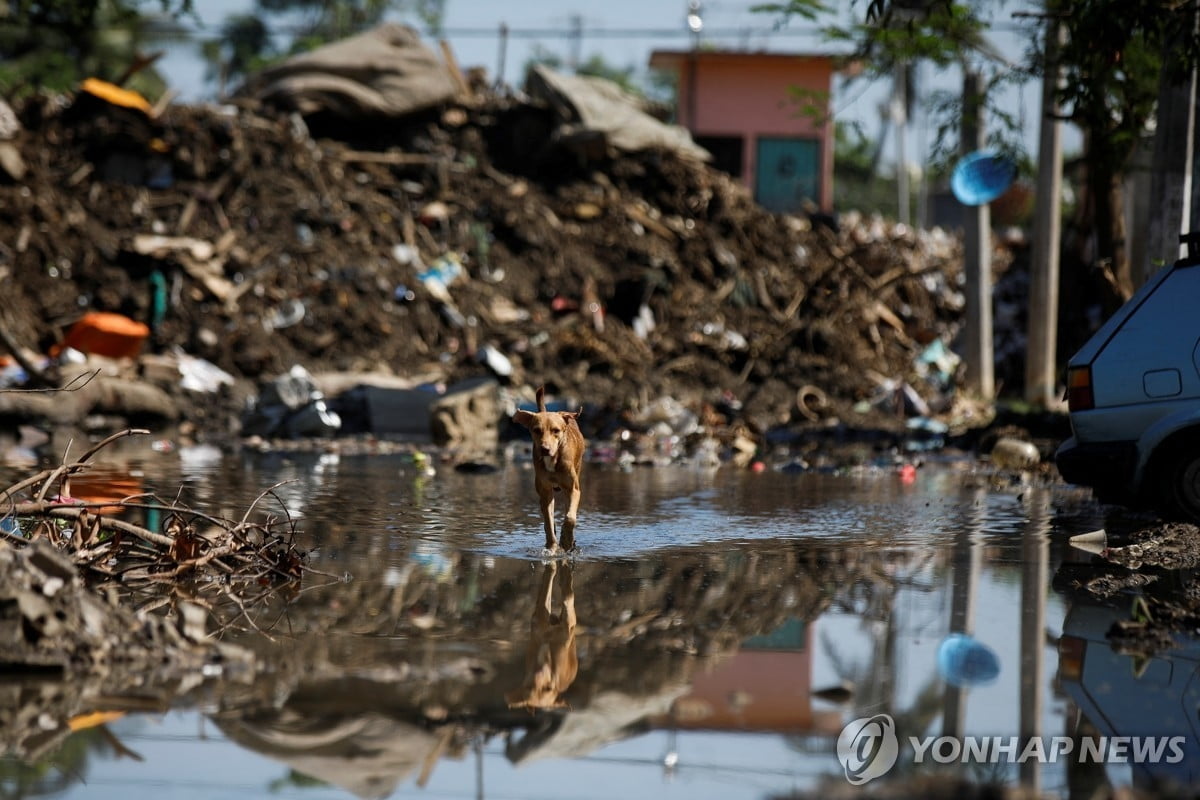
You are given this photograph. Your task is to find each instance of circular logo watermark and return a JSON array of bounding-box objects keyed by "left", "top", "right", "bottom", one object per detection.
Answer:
[{"left": 837, "top": 713, "right": 899, "bottom": 785}]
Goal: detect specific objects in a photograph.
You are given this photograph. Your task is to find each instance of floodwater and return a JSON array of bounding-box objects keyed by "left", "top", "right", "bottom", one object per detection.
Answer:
[{"left": 1, "top": 443, "right": 1195, "bottom": 799}]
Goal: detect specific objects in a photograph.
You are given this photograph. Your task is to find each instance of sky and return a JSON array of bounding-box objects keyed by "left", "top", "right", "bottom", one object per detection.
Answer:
[{"left": 153, "top": 0, "right": 1082, "bottom": 169}]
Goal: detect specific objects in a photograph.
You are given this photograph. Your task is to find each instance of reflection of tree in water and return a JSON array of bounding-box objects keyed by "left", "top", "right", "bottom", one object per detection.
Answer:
[
  {"left": 786, "top": 546, "right": 944, "bottom": 760},
  {"left": 0, "top": 725, "right": 120, "bottom": 800}
]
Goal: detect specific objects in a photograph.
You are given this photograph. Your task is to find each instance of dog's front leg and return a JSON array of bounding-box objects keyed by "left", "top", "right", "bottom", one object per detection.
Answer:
[
  {"left": 558, "top": 562, "right": 576, "bottom": 628},
  {"left": 536, "top": 562, "right": 557, "bottom": 624},
  {"left": 560, "top": 482, "right": 581, "bottom": 551},
  {"left": 538, "top": 487, "right": 558, "bottom": 550}
]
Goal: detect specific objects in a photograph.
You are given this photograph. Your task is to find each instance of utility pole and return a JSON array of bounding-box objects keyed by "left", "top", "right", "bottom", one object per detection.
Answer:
[
  {"left": 496, "top": 22, "right": 508, "bottom": 87},
  {"left": 894, "top": 61, "right": 910, "bottom": 226},
  {"left": 686, "top": 1, "right": 703, "bottom": 130},
  {"left": 567, "top": 14, "right": 583, "bottom": 72},
  {"left": 1025, "top": 12, "right": 1064, "bottom": 408},
  {"left": 962, "top": 71, "right": 994, "bottom": 400}
]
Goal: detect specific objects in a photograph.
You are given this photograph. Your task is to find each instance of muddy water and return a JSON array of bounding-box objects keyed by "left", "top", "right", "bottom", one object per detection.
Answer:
[{"left": 2, "top": 447, "right": 1191, "bottom": 798}]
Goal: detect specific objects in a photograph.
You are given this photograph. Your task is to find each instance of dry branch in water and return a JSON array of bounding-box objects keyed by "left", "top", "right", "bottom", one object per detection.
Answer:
[{"left": 0, "top": 429, "right": 309, "bottom": 623}]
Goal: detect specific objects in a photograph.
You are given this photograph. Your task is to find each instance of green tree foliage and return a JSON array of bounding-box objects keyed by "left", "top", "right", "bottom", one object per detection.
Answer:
[
  {"left": 834, "top": 120, "right": 898, "bottom": 214},
  {"left": 0, "top": 0, "right": 192, "bottom": 96},
  {"left": 201, "top": 14, "right": 272, "bottom": 96},
  {"left": 761, "top": 0, "right": 1200, "bottom": 298},
  {"left": 1049, "top": 0, "right": 1196, "bottom": 298},
  {"left": 576, "top": 53, "right": 639, "bottom": 93}
]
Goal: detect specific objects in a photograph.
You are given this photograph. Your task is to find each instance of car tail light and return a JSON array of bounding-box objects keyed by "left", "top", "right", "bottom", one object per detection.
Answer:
[
  {"left": 1058, "top": 635, "right": 1085, "bottom": 681},
  {"left": 1067, "top": 366, "right": 1094, "bottom": 412}
]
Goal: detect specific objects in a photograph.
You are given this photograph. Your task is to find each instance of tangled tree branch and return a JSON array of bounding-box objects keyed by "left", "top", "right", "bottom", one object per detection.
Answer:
[{"left": 0, "top": 429, "right": 309, "bottom": 621}]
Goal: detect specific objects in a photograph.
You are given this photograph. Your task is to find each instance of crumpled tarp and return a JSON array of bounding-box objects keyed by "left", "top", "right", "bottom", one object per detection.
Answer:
[
  {"left": 241, "top": 23, "right": 458, "bottom": 118},
  {"left": 526, "top": 65, "right": 711, "bottom": 162}
]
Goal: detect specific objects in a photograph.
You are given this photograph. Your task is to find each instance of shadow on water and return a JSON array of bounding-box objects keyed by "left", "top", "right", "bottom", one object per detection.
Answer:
[{"left": 2, "top": 451, "right": 1199, "bottom": 798}]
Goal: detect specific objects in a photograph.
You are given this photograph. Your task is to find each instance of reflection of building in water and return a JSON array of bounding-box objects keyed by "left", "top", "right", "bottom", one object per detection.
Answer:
[{"left": 649, "top": 618, "right": 842, "bottom": 736}]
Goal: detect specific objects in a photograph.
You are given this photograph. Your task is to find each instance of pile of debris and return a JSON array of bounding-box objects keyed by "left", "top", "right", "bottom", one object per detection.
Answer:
[
  {"left": 0, "top": 538, "right": 251, "bottom": 677},
  {"left": 0, "top": 24, "right": 971, "bottom": 441}
]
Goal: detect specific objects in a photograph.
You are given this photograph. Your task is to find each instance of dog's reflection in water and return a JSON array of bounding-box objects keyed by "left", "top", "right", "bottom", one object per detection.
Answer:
[{"left": 505, "top": 561, "right": 578, "bottom": 711}]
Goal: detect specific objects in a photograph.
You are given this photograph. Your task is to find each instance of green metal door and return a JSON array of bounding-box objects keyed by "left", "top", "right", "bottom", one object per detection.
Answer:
[{"left": 754, "top": 137, "right": 819, "bottom": 214}]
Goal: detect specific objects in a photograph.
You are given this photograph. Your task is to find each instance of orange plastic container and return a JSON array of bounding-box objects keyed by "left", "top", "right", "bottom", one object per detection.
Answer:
[
  {"left": 67, "top": 473, "right": 144, "bottom": 516},
  {"left": 57, "top": 312, "right": 150, "bottom": 360}
]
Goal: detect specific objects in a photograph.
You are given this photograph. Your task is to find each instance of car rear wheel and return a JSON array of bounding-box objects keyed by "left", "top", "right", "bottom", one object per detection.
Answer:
[{"left": 1166, "top": 449, "right": 1200, "bottom": 524}]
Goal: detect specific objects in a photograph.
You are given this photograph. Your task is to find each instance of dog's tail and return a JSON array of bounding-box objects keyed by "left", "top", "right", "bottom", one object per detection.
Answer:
[{"left": 536, "top": 385, "right": 547, "bottom": 413}]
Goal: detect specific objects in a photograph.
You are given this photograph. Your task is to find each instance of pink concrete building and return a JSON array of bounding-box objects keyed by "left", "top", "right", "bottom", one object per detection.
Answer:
[{"left": 648, "top": 50, "right": 836, "bottom": 214}]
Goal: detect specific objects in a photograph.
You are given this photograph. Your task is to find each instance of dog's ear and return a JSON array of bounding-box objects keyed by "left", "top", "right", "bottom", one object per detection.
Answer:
[
  {"left": 560, "top": 408, "right": 581, "bottom": 421},
  {"left": 513, "top": 409, "right": 536, "bottom": 428}
]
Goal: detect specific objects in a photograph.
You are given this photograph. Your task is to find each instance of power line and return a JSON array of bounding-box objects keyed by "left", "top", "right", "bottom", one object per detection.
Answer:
[
  {"left": 142, "top": 20, "right": 1027, "bottom": 43},
  {"left": 146, "top": 23, "right": 826, "bottom": 41}
]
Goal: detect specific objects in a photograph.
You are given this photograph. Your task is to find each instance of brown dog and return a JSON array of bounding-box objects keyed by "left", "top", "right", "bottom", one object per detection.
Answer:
[
  {"left": 512, "top": 386, "right": 584, "bottom": 551},
  {"left": 505, "top": 561, "right": 578, "bottom": 710}
]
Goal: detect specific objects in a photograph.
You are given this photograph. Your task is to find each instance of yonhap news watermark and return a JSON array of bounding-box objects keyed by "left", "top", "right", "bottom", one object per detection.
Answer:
[{"left": 837, "top": 714, "right": 1186, "bottom": 785}]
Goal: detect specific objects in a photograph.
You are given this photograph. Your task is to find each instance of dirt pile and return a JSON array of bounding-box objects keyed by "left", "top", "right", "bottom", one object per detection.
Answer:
[{"left": 0, "top": 85, "right": 968, "bottom": 435}]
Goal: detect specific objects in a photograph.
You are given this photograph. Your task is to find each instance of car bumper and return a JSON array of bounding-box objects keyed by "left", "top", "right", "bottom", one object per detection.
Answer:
[{"left": 1055, "top": 437, "right": 1138, "bottom": 502}]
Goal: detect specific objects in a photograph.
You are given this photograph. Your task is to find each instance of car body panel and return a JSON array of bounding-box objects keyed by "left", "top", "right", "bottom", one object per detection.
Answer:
[{"left": 1056, "top": 251, "right": 1200, "bottom": 513}]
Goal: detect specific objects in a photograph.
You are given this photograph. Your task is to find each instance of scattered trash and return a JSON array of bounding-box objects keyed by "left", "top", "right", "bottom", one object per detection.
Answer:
[
  {"left": 411, "top": 541, "right": 454, "bottom": 581},
  {"left": 430, "top": 376, "right": 501, "bottom": 451},
  {"left": 239, "top": 23, "right": 459, "bottom": 120},
  {"left": 990, "top": 437, "right": 1040, "bottom": 471},
  {"left": 176, "top": 352, "right": 236, "bottom": 393},
  {"left": 691, "top": 437, "right": 721, "bottom": 468},
  {"left": 418, "top": 200, "right": 452, "bottom": 225},
  {"left": 632, "top": 303, "right": 656, "bottom": 340},
  {"left": 411, "top": 450, "right": 436, "bottom": 477},
  {"left": 0, "top": 97, "right": 20, "bottom": 139},
  {"left": 629, "top": 396, "right": 697, "bottom": 437},
  {"left": 331, "top": 383, "right": 440, "bottom": 437},
  {"left": 265, "top": 298, "right": 307, "bottom": 330},
  {"left": 1069, "top": 529, "right": 1107, "bottom": 555},
  {"left": 0, "top": 359, "right": 27, "bottom": 389},
  {"left": 79, "top": 77, "right": 152, "bottom": 114},
  {"left": 391, "top": 243, "right": 420, "bottom": 266},
  {"left": 0, "top": 141, "right": 26, "bottom": 181},
  {"left": 915, "top": 338, "right": 961, "bottom": 389},
  {"left": 477, "top": 344, "right": 513, "bottom": 377},
  {"left": 905, "top": 416, "right": 949, "bottom": 451},
  {"left": 418, "top": 254, "right": 464, "bottom": 296},
  {"left": 242, "top": 364, "right": 341, "bottom": 437}
]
